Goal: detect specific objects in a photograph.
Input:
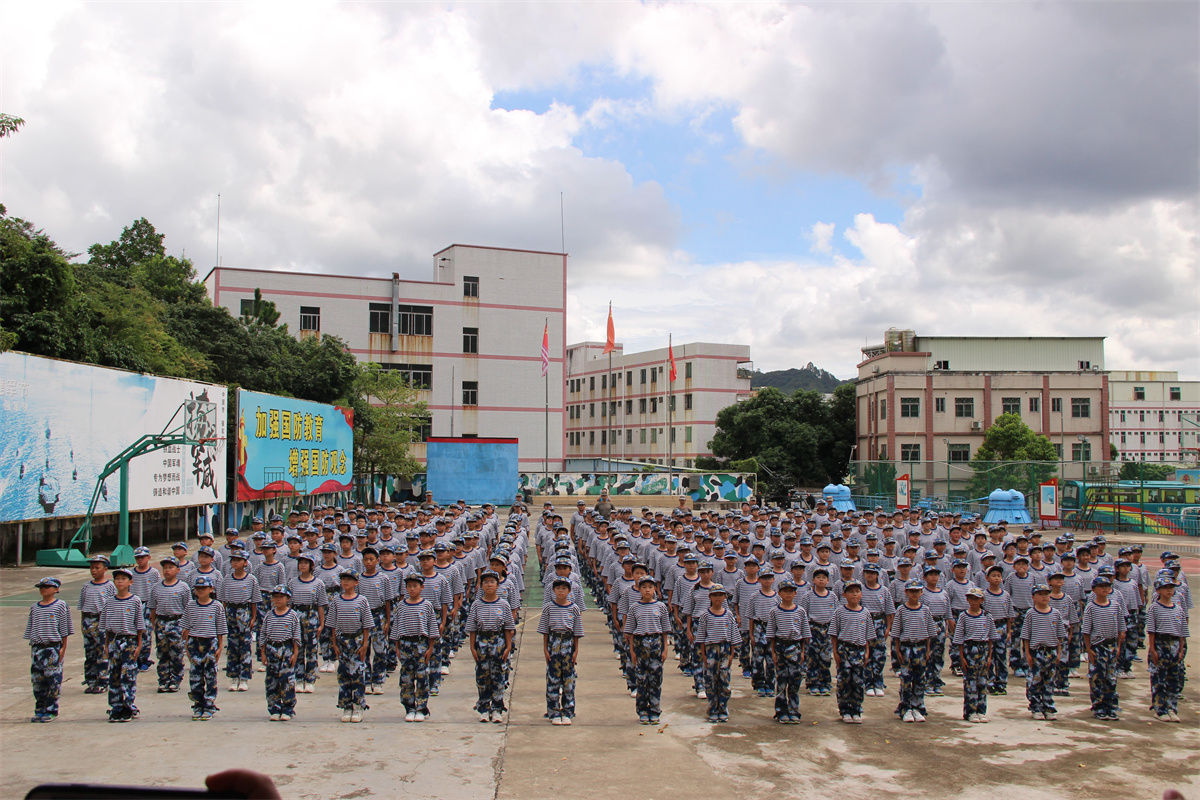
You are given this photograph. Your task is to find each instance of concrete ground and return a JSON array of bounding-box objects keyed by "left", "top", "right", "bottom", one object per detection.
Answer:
[{"left": 1, "top": 539, "right": 1197, "bottom": 800}]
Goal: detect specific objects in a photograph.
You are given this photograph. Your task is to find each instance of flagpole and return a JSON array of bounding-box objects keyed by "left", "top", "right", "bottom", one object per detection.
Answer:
[
  {"left": 544, "top": 316, "right": 549, "bottom": 482},
  {"left": 607, "top": 347, "right": 613, "bottom": 482},
  {"left": 668, "top": 333, "right": 673, "bottom": 495}
]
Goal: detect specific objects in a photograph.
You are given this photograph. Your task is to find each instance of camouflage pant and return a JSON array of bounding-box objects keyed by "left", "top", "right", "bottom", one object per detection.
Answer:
[
  {"left": 187, "top": 637, "right": 219, "bottom": 713},
  {"left": 739, "top": 630, "right": 752, "bottom": 673},
  {"left": 1088, "top": 639, "right": 1119, "bottom": 715},
  {"left": 671, "top": 613, "right": 688, "bottom": 674},
  {"left": 751, "top": 624, "right": 775, "bottom": 693},
  {"left": 989, "top": 620, "right": 1010, "bottom": 690},
  {"left": 836, "top": 642, "right": 868, "bottom": 717},
  {"left": 895, "top": 641, "right": 928, "bottom": 714},
  {"left": 961, "top": 641, "right": 990, "bottom": 718},
  {"left": 474, "top": 632, "right": 507, "bottom": 714},
  {"left": 30, "top": 644, "right": 63, "bottom": 717},
  {"left": 224, "top": 605, "right": 254, "bottom": 681},
  {"left": 1067, "top": 614, "right": 1084, "bottom": 669},
  {"left": 773, "top": 639, "right": 805, "bottom": 720},
  {"left": 319, "top": 590, "right": 338, "bottom": 661},
  {"left": 106, "top": 634, "right": 139, "bottom": 717},
  {"left": 396, "top": 636, "right": 431, "bottom": 713},
  {"left": 367, "top": 607, "right": 389, "bottom": 686},
  {"left": 1025, "top": 646, "right": 1058, "bottom": 713},
  {"left": 1118, "top": 613, "right": 1138, "bottom": 673},
  {"left": 263, "top": 640, "right": 296, "bottom": 715},
  {"left": 632, "top": 634, "right": 664, "bottom": 718},
  {"left": 137, "top": 606, "right": 153, "bottom": 669},
  {"left": 927, "top": 619, "right": 947, "bottom": 691},
  {"left": 155, "top": 617, "right": 186, "bottom": 688},
  {"left": 81, "top": 613, "right": 107, "bottom": 688},
  {"left": 867, "top": 616, "right": 889, "bottom": 689},
  {"left": 336, "top": 632, "right": 367, "bottom": 711},
  {"left": 295, "top": 607, "right": 321, "bottom": 684},
  {"left": 1150, "top": 637, "right": 1185, "bottom": 715},
  {"left": 384, "top": 603, "right": 399, "bottom": 673},
  {"left": 703, "top": 641, "right": 733, "bottom": 719},
  {"left": 616, "top": 626, "right": 635, "bottom": 691},
  {"left": 806, "top": 622, "right": 832, "bottom": 691},
  {"left": 545, "top": 631, "right": 577, "bottom": 719},
  {"left": 255, "top": 596, "right": 271, "bottom": 661},
  {"left": 1010, "top": 608, "right": 1029, "bottom": 672}
]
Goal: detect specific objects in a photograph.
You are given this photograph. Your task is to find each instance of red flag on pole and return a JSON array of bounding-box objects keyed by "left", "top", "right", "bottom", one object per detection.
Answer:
[
  {"left": 668, "top": 340, "right": 677, "bottom": 382},
  {"left": 603, "top": 303, "right": 615, "bottom": 354},
  {"left": 541, "top": 321, "right": 550, "bottom": 378}
]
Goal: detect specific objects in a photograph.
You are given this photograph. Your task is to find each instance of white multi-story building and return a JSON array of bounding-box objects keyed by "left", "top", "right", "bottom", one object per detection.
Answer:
[
  {"left": 564, "top": 341, "right": 753, "bottom": 468},
  {"left": 204, "top": 244, "right": 567, "bottom": 470},
  {"left": 1108, "top": 371, "right": 1200, "bottom": 463}
]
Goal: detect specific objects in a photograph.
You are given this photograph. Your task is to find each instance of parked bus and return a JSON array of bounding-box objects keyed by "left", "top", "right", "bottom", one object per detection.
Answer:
[{"left": 1060, "top": 480, "right": 1200, "bottom": 536}]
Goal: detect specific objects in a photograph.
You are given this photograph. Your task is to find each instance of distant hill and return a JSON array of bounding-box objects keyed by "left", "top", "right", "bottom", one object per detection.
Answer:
[{"left": 751, "top": 363, "right": 850, "bottom": 394}]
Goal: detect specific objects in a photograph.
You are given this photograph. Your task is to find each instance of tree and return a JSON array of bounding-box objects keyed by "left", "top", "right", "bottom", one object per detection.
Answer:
[
  {"left": 1118, "top": 462, "right": 1175, "bottom": 481},
  {"left": 707, "top": 386, "right": 855, "bottom": 495},
  {"left": 351, "top": 365, "right": 428, "bottom": 493},
  {"left": 240, "top": 288, "right": 280, "bottom": 327},
  {"left": 87, "top": 217, "right": 165, "bottom": 271},
  {"left": 967, "top": 413, "right": 1058, "bottom": 498},
  {"left": 0, "top": 114, "right": 25, "bottom": 138}
]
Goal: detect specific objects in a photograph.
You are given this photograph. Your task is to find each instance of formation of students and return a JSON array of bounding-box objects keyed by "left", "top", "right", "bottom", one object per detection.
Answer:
[
  {"left": 557, "top": 499, "right": 1191, "bottom": 725},
  {"left": 22, "top": 497, "right": 1193, "bottom": 727},
  {"left": 25, "top": 501, "right": 527, "bottom": 724}
]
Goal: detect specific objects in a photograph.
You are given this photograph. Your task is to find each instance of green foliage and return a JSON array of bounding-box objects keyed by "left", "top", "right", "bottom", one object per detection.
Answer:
[
  {"left": 87, "top": 217, "right": 165, "bottom": 270},
  {"left": 1117, "top": 462, "right": 1176, "bottom": 481},
  {"left": 967, "top": 413, "right": 1058, "bottom": 497},
  {"left": 350, "top": 364, "right": 428, "bottom": 483},
  {"left": 241, "top": 287, "right": 281, "bottom": 327},
  {"left": 0, "top": 114, "right": 25, "bottom": 137},
  {"left": 860, "top": 461, "right": 897, "bottom": 495},
  {"left": 707, "top": 385, "right": 855, "bottom": 495},
  {"left": 751, "top": 363, "right": 848, "bottom": 394}
]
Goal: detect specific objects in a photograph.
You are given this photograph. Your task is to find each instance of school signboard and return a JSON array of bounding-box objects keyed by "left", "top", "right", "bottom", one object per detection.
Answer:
[
  {"left": 0, "top": 351, "right": 227, "bottom": 523},
  {"left": 235, "top": 389, "right": 354, "bottom": 501}
]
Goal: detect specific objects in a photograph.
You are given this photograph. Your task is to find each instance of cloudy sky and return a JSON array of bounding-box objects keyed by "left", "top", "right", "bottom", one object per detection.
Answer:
[{"left": 3, "top": 2, "right": 1197, "bottom": 378}]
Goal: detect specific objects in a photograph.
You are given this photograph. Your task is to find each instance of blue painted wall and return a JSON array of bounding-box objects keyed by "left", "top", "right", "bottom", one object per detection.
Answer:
[{"left": 426, "top": 439, "right": 519, "bottom": 505}]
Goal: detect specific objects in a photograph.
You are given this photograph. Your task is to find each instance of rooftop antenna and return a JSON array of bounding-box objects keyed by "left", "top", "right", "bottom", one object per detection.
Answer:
[
  {"left": 560, "top": 191, "right": 566, "bottom": 253},
  {"left": 215, "top": 194, "right": 221, "bottom": 269}
]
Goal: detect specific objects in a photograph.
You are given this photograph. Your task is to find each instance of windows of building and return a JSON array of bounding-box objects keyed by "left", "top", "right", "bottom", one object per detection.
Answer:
[
  {"left": 368, "top": 302, "right": 391, "bottom": 333},
  {"left": 900, "top": 443, "right": 921, "bottom": 462},
  {"left": 589, "top": 403, "right": 595, "bottom": 418},
  {"left": 1001, "top": 397, "right": 1021, "bottom": 415},
  {"left": 610, "top": 402, "right": 617, "bottom": 417},
  {"left": 640, "top": 369, "right": 647, "bottom": 385},
  {"left": 1071, "top": 442, "right": 1091, "bottom": 462},
  {"left": 1071, "top": 397, "right": 1091, "bottom": 418},
  {"left": 625, "top": 400, "right": 633, "bottom": 415},
  {"left": 462, "top": 327, "right": 478, "bottom": 354},
  {"left": 626, "top": 371, "right": 633, "bottom": 386},
  {"left": 684, "top": 394, "right": 693, "bottom": 411},
  {"left": 1051, "top": 397, "right": 1063, "bottom": 413},
  {"left": 239, "top": 298, "right": 254, "bottom": 318},
  {"left": 413, "top": 416, "right": 432, "bottom": 442},
  {"left": 589, "top": 431, "right": 595, "bottom": 445},
  {"left": 1170, "top": 386, "right": 1182, "bottom": 401},
  {"left": 880, "top": 399, "right": 887, "bottom": 419},
  {"left": 1054, "top": 443, "right": 1063, "bottom": 460},
  {"left": 935, "top": 397, "right": 946, "bottom": 413},
  {"left": 640, "top": 428, "right": 647, "bottom": 444},
  {"left": 670, "top": 395, "right": 676, "bottom": 412},
  {"left": 589, "top": 376, "right": 595, "bottom": 391},
  {"left": 626, "top": 429, "right": 633, "bottom": 445},
  {"left": 601, "top": 431, "right": 607, "bottom": 446},
  {"left": 639, "top": 398, "right": 647, "bottom": 414},
  {"left": 1139, "top": 410, "right": 1145, "bottom": 422},
  {"left": 1029, "top": 397, "right": 1040, "bottom": 413},
  {"left": 670, "top": 427, "right": 676, "bottom": 443},
  {"left": 379, "top": 363, "right": 432, "bottom": 390},
  {"left": 650, "top": 398, "right": 658, "bottom": 413},
  {"left": 685, "top": 426, "right": 692, "bottom": 443},
  {"left": 650, "top": 428, "right": 657, "bottom": 444},
  {"left": 299, "top": 306, "right": 320, "bottom": 332},
  {"left": 651, "top": 368, "right": 657, "bottom": 384},
  {"left": 601, "top": 375, "right": 607, "bottom": 390},
  {"left": 462, "top": 381, "right": 478, "bottom": 406},
  {"left": 1078, "top": 360, "right": 1092, "bottom": 370},
  {"left": 685, "top": 362, "right": 693, "bottom": 379},
  {"left": 1133, "top": 386, "right": 1145, "bottom": 401},
  {"left": 900, "top": 397, "right": 920, "bottom": 418},
  {"left": 948, "top": 443, "right": 971, "bottom": 462},
  {"left": 601, "top": 402, "right": 606, "bottom": 418},
  {"left": 955, "top": 397, "right": 974, "bottom": 418},
  {"left": 463, "top": 276, "right": 479, "bottom": 298},
  {"left": 934, "top": 360, "right": 950, "bottom": 370},
  {"left": 1158, "top": 410, "right": 1165, "bottom": 423},
  {"left": 1120, "top": 410, "right": 1126, "bottom": 423},
  {"left": 397, "top": 305, "right": 433, "bottom": 336}
]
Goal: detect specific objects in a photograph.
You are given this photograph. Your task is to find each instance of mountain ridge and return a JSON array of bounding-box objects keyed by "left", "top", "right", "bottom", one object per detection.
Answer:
[{"left": 751, "top": 362, "right": 850, "bottom": 394}]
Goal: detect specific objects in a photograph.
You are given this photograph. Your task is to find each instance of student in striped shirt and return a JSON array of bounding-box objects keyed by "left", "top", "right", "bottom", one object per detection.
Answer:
[
  {"left": 79, "top": 554, "right": 116, "bottom": 694},
  {"left": 1021, "top": 584, "right": 1067, "bottom": 720},
  {"left": 315, "top": 544, "right": 342, "bottom": 673},
  {"left": 1146, "top": 576, "right": 1188, "bottom": 722},
  {"left": 130, "top": 547, "right": 160, "bottom": 672},
  {"left": 859, "top": 564, "right": 894, "bottom": 696},
  {"left": 623, "top": 575, "right": 671, "bottom": 724},
  {"left": 694, "top": 584, "right": 742, "bottom": 723},
  {"left": 221, "top": 552, "right": 259, "bottom": 693},
  {"left": 539, "top": 578, "right": 585, "bottom": 725},
  {"left": 767, "top": 579, "right": 810, "bottom": 724},
  {"left": 182, "top": 576, "right": 226, "bottom": 720},
  {"left": 288, "top": 554, "right": 328, "bottom": 693},
  {"left": 1080, "top": 575, "right": 1125, "bottom": 720},
  {"left": 100, "top": 567, "right": 145, "bottom": 723},
  {"left": 467, "top": 571, "right": 516, "bottom": 723},
  {"left": 1005, "top": 556, "right": 1036, "bottom": 678},
  {"left": 358, "top": 547, "right": 394, "bottom": 696},
  {"left": 801, "top": 568, "right": 837, "bottom": 696},
  {"left": 891, "top": 580, "right": 934, "bottom": 722},
  {"left": 26, "top": 577, "right": 73, "bottom": 722},
  {"left": 328, "top": 570, "right": 374, "bottom": 723},
  {"left": 748, "top": 571, "right": 779, "bottom": 697},
  {"left": 831, "top": 581, "right": 872, "bottom": 723},
  {"left": 391, "top": 574, "right": 441, "bottom": 722},
  {"left": 149, "top": 557, "right": 191, "bottom": 694},
  {"left": 1047, "top": 572, "right": 1079, "bottom": 696},
  {"left": 954, "top": 587, "right": 998, "bottom": 723},
  {"left": 921, "top": 566, "right": 951, "bottom": 696},
  {"left": 259, "top": 585, "right": 301, "bottom": 721}
]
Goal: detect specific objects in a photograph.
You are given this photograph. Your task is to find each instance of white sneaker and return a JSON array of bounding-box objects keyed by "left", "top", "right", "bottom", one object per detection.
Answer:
[
  {"left": 440, "top": 665, "right": 450, "bottom": 675},
  {"left": 842, "top": 714, "right": 854, "bottom": 723},
  {"left": 279, "top": 714, "right": 292, "bottom": 721},
  {"left": 966, "top": 714, "right": 979, "bottom": 723},
  {"left": 405, "top": 711, "right": 416, "bottom": 722},
  {"left": 304, "top": 682, "right": 315, "bottom": 693},
  {"left": 913, "top": 711, "right": 925, "bottom": 723},
  {"left": 480, "top": 713, "right": 491, "bottom": 723},
  {"left": 697, "top": 690, "right": 708, "bottom": 700},
  {"left": 1031, "top": 711, "right": 1045, "bottom": 720},
  {"left": 551, "top": 716, "right": 563, "bottom": 725},
  {"left": 1156, "top": 713, "right": 1172, "bottom": 722},
  {"left": 630, "top": 689, "right": 637, "bottom": 698},
  {"left": 560, "top": 717, "right": 572, "bottom": 725},
  {"left": 902, "top": 710, "right": 914, "bottom": 723},
  {"left": 341, "top": 707, "right": 352, "bottom": 723},
  {"left": 239, "top": 680, "right": 250, "bottom": 692},
  {"left": 674, "top": 653, "right": 681, "bottom": 661},
  {"left": 852, "top": 715, "right": 863, "bottom": 724},
  {"left": 413, "top": 712, "right": 425, "bottom": 722},
  {"left": 269, "top": 713, "right": 281, "bottom": 721},
  {"left": 257, "top": 663, "right": 266, "bottom": 672},
  {"left": 350, "top": 707, "right": 363, "bottom": 723},
  {"left": 1044, "top": 712, "right": 1057, "bottom": 721},
  {"left": 976, "top": 715, "right": 989, "bottom": 723},
  {"left": 228, "top": 682, "right": 240, "bottom": 692},
  {"left": 1168, "top": 711, "right": 1181, "bottom": 723}
]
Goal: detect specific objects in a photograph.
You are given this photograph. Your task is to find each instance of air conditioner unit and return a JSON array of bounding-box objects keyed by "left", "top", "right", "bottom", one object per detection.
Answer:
[
  {"left": 1088, "top": 467, "right": 1099, "bottom": 475},
  {"left": 971, "top": 421, "right": 982, "bottom": 430}
]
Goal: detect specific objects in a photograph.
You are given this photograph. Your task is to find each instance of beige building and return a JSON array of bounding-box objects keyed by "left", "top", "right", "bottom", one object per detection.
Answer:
[
  {"left": 564, "top": 341, "right": 753, "bottom": 468},
  {"left": 1108, "top": 371, "right": 1200, "bottom": 464},
  {"left": 856, "top": 330, "right": 1109, "bottom": 497}
]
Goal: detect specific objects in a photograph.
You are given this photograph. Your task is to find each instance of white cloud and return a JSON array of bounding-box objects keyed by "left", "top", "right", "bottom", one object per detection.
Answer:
[{"left": 809, "top": 221, "right": 834, "bottom": 254}]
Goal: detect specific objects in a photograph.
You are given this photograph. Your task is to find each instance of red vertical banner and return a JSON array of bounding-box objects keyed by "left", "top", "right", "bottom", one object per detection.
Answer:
[
  {"left": 540, "top": 322, "right": 549, "bottom": 378},
  {"left": 668, "top": 342, "right": 677, "bottom": 382},
  {"left": 896, "top": 473, "right": 910, "bottom": 510}
]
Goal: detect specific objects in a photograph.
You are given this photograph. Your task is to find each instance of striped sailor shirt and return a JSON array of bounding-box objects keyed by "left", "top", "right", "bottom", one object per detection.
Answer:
[
  {"left": 287, "top": 576, "right": 330, "bottom": 609},
  {"left": 465, "top": 599, "right": 515, "bottom": 634},
  {"left": 860, "top": 584, "right": 895, "bottom": 618},
  {"left": 750, "top": 590, "right": 780, "bottom": 623},
  {"left": 183, "top": 599, "right": 227, "bottom": 638},
  {"left": 255, "top": 562, "right": 287, "bottom": 595},
  {"left": 890, "top": 604, "right": 936, "bottom": 642},
  {"left": 315, "top": 563, "right": 343, "bottom": 591},
  {"left": 326, "top": 593, "right": 374, "bottom": 634},
  {"left": 149, "top": 581, "right": 192, "bottom": 617},
  {"left": 537, "top": 601, "right": 584, "bottom": 636},
  {"left": 921, "top": 587, "right": 952, "bottom": 620},
  {"left": 1111, "top": 578, "right": 1142, "bottom": 612},
  {"left": 357, "top": 572, "right": 394, "bottom": 610},
  {"left": 130, "top": 566, "right": 161, "bottom": 603},
  {"left": 693, "top": 608, "right": 743, "bottom": 645},
  {"left": 800, "top": 589, "right": 839, "bottom": 626},
  {"left": 952, "top": 610, "right": 999, "bottom": 644},
  {"left": 25, "top": 599, "right": 74, "bottom": 644},
  {"left": 622, "top": 600, "right": 671, "bottom": 636},
  {"left": 219, "top": 574, "right": 261, "bottom": 605},
  {"left": 78, "top": 580, "right": 116, "bottom": 614},
  {"left": 262, "top": 608, "right": 301, "bottom": 644},
  {"left": 830, "top": 605, "right": 873, "bottom": 647},
  {"left": 982, "top": 588, "right": 1014, "bottom": 620},
  {"left": 1004, "top": 572, "right": 1036, "bottom": 610},
  {"left": 1020, "top": 607, "right": 1067, "bottom": 648},
  {"left": 1146, "top": 601, "right": 1190, "bottom": 638},
  {"left": 766, "top": 604, "right": 812, "bottom": 641},
  {"left": 1080, "top": 600, "right": 1125, "bottom": 644},
  {"left": 944, "top": 579, "right": 974, "bottom": 613},
  {"left": 389, "top": 599, "right": 441, "bottom": 640},
  {"left": 419, "top": 572, "right": 453, "bottom": 611},
  {"left": 100, "top": 594, "right": 145, "bottom": 635},
  {"left": 1048, "top": 592, "right": 1079, "bottom": 626},
  {"left": 188, "top": 568, "right": 224, "bottom": 593}
]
